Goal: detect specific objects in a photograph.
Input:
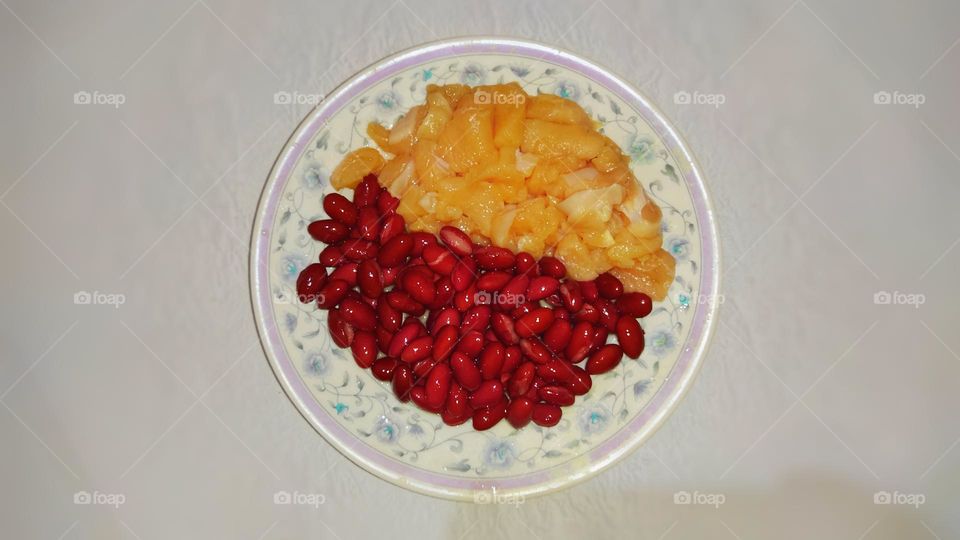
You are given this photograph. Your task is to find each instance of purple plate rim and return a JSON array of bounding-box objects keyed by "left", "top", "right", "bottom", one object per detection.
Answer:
[{"left": 250, "top": 36, "right": 720, "bottom": 500}]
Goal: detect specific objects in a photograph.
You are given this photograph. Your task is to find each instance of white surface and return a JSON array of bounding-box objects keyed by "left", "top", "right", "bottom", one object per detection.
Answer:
[{"left": 2, "top": 1, "right": 958, "bottom": 538}]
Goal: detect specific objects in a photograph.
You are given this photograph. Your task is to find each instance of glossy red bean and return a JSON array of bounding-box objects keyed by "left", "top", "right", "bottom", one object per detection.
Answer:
[
  {"left": 500, "top": 346, "right": 522, "bottom": 378},
  {"left": 296, "top": 263, "right": 327, "bottom": 303},
  {"left": 318, "top": 245, "right": 344, "bottom": 266},
  {"left": 506, "top": 397, "right": 534, "bottom": 429},
  {"left": 327, "top": 310, "right": 355, "bottom": 348},
  {"left": 412, "top": 357, "right": 438, "bottom": 378},
  {"left": 422, "top": 244, "right": 456, "bottom": 275},
  {"left": 400, "top": 270, "right": 435, "bottom": 305},
  {"left": 430, "top": 277, "right": 455, "bottom": 310},
  {"left": 439, "top": 226, "right": 473, "bottom": 256},
  {"left": 507, "top": 362, "right": 536, "bottom": 398},
  {"left": 474, "top": 246, "right": 515, "bottom": 270},
  {"left": 353, "top": 175, "right": 381, "bottom": 207},
  {"left": 429, "top": 307, "right": 461, "bottom": 334},
  {"left": 442, "top": 383, "right": 472, "bottom": 426},
  {"left": 499, "top": 274, "right": 529, "bottom": 309},
  {"left": 328, "top": 263, "right": 358, "bottom": 286},
  {"left": 450, "top": 352, "right": 482, "bottom": 391},
  {"left": 476, "top": 271, "right": 512, "bottom": 292},
  {"left": 371, "top": 357, "right": 398, "bottom": 381},
  {"left": 579, "top": 280, "right": 599, "bottom": 302},
  {"left": 514, "top": 252, "right": 536, "bottom": 274},
  {"left": 559, "top": 282, "right": 583, "bottom": 312},
  {"left": 388, "top": 321, "right": 422, "bottom": 357},
  {"left": 539, "top": 385, "right": 575, "bottom": 406},
  {"left": 377, "top": 301, "right": 402, "bottom": 332},
  {"left": 538, "top": 256, "right": 566, "bottom": 278},
  {"left": 307, "top": 219, "right": 349, "bottom": 243},
  {"left": 379, "top": 213, "right": 405, "bottom": 244},
  {"left": 576, "top": 303, "right": 601, "bottom": 324},
  {"left": 385, "top": 290, "right": 424, "bottom": 315},
  {"left": 350, "top": 331, "right": 377, "bottom": 368},
  {"left": 592, "top": 326, "right": 609, "bottom": 351},
  {"left": 378, "top": 233, "right": 413, "bottom": 267},
  {"left": 316, "top": 279, "right": 350, "bottom": 309},
  {"left": 519, "top": 338, "right": 553, "bottom": 364},
  {"left": 617, "top": 292, "right": 653, "bottom": 318},
  {"left": 356, "top": 206, "right": 380, "bottom": 240},
  {"left": 516, "top": 307, "right": 555, "bottom": 338},
  {"left": 472, "top": 403, "right": 506, "bottom": 431},
  {"left": 469, "top": 380, "right": 504, "bottom": 409},
  {"left": 356, "top": 259, "right": 382, "bottom": 298},
  {"left": 596, "top": 299, "right": 619, "bottom": 331},
  {"left": 381, "top": 266, "right": 399, "bottom": 287},
  {"left": 537, "top": 360, "right": 576, "bottom": 384},
  {"left": 400, "top": 335, "right": 433, "bottom": 363},
  {"left": 543, "top": 318, "right": 572, "bottom": 352},
  {"left": 526, "top": 276, "right": 560, "bottom": 301},
  {"left": 409, "top": 232, "right": 436, "bottom": 256},
  {"left": 323, "top": 193, "right": 358, "bottom": 225},
  {"left": 425, "top": 363, "right": 452, "bottom": 410},
  {"left": 460, "top": 305, "right": 491, "bottom": 335},
  {"left": 338, "top": 297, "right": 377, "bottom": 331},
  {"left": 453, "top": 284, "right": 477, "bottom": 312},
  {"left": 531, "top": 403, "right": 562, "bottom": 427},
  {"left": 410, "top": 386, "right": 441, "bottom": 413},
  {"left": 457, "top": 330, "right": 485, "bottom": 357},
  {"left": 432, "top": 325, "right": 458, "bottom": 362},
  {"left": 451, "top": 258, "right": 476, "bottom": 292},
  {"left": 594, "top": 272, "right": 624, "bottom": 299},
  {"left": 586, "top": 344, "right": 624, "bottom": 374},
  {"left": 491, "top": 312, "right": 519, "bottom": 345},
  {"left": 392, "top": 365, "right": 414, "bottom": 402},
  {"left": 376, "top": 327, "right": 392, "bottom": 353},
  {"left": 479, "top": 343, "right": 505, "bottom": 380},
  {"left": 616, "top": 317, "right": 645, "bottom": 358},
  {"left": 377, "top": 191, "right": 399, "bottom": 214},
  {"left": 565, "top": 365, "right": 593, "bottom": 395}
]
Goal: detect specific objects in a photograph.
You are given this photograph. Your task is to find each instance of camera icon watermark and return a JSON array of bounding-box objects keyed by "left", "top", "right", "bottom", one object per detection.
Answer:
[
  {"left": 474, "top": 290, "right": 524, "bottom": 307},
  {"left": 874, "top": 490, "right": 925, "bottom": 508},
  {"left": 274, "top": 90, "right": 324, "bottom": 106},
  {"left": 473, "top": 489, "right": 525, "bottom": 507},
  {"left": 673, "top": 90, "right": 725, "bottom": 108},
  {"left": 673, "top": 490, "right": 725, "bottom": 508},
  {"left": 273, "top": 490, "right": 325, "bottom": 508},
  {"left": 74, "top": 290, "right": 126, "bottom": 309},
  {"left": 73, "top": 490, "right": 126, "bottom": 508},
  {"left": 873, "top": 290, "right": 925, "bottom": 309},
  {"left": 474, "top": 89, "right": 525, "bottom": 107},
  {"left": 873, "top": 90, "right": 925, "bottom": 108},
  {"left": 73, "top": 90, "right": 126, "bottom": 108}
]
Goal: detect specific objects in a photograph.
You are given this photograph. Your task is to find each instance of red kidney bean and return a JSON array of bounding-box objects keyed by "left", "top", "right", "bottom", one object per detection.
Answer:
[
  {"left": 371, "top": 357, "right": 398, "bottom": 381},
  {"left": 356, "top": 206, "right": 380, "bottom": 241},
  {"left": 457, "top": 330, "right": 485, "bottom": 357},
  {"left": 479, "top": 343, "right": 505, "bottom": 380},
  {"left": 307, "top": 219, "right": 349, "bottom": 243},
  {"left": 475, "top": 246, "right": 515, "bottom": 270},
  {"left": 388, "top": 321, "right": 422, "bottom": 357},
  {"left": 323, "top": 193, "right": 358, "bottom": 225},
  {"left": 499, "top": 274, "right": 529, "bottom": 309},
  {"left": 531, "top": 403, "right": 562, "bottom": 427},
  {"left": 491, "top": 312, "right": 519, "bottom": 345},
  {"left": 506, "top": 397, "right": 534, "bottom": 429},
  {"left": 425, "top": 363, "right": 451, "bottom": 410},
  {"left": 559, "top": 281, "right": 583, "bottom": 312},
  {"left": 472, "top": 403, "right": 506, "bottom": 431},
  {"left": 377, "top": 191, "right": 399, "bottom": 214},
  {"left": 377, "top": 301, "right": 402, "bottom": 333},
  {"left": 519, "top": 338, "right": 553, "bottom": 364},
  {"left": 469, "top": 380, "right": 504, "bottom": 409},
  {"left": 400, "top": 335, "right": 433, "bottom": 363},
  {"left": 379, "top": 213, "right": 405, "bottom": 244},
  {"left": 476, "top": 271, "right": 512, "bottom": 292},
  {"left": 516, "top": 307, "right": 555, "bottom": 338},
  {"left": 439, "top": 226, "right": 473, "bottom": 256},
  {"left": 526, "top": 276, "right": 560, "bottom": 301},
  {"left": 450, "top": 352, "right": 482, "bottom": 391},
  {"left": 523, "top": 376, "right": 544, "bottom": 401},
  {"left": 586, "top": 344, "right": 624, "bottom": 374},
  {"left": 422, "top": 244, "right": 456, "bottom": 275},
  {"left": 376, "top": 327, "right": 392, "bottom": 353},
  {"left": 429, "top": 307, "right": 461, "bottom": 334},
  {"left": 328, "top": 263, "right": 358, "bottom": 286},
  {"left": 500, "top": 346, "right": 522, "bottom": 378},
  {"left": 410, "top": 386, "right": 441, "bottom": 413},
  {"left": 538, "top": 256, "right": 566, "bottom": 278},
  {"left": 318, "top": 245, "right": 344, "bottom": 266},
  {"left": 381, "top": 266, "right": 399, "bottom": 287},
  {"left": 451, "top": 258, "right": 476, "bottom": 292},
  {"left": 385, "top": 290, "right": 424, "bottom": 315},
  {"left": 296, "top": 263, "right": 327, "bottom": 303},
  {"left": 565, "top": 365, "right": 593, "bottom": 395},
  {"left": 432, "top": 325, "right": 458, "bottom": 362},
  {"left": 460, "top": 305, "right": 491, "bottom": 335},
  {"left": 350, "top": 332, "right": 377, "bottom": 368},
  {"left": 592, "top": 326, "right": 609, "bottom": 351},
  {"left": 507, "top": 362, "right": 536, "bottom": 398},
  {"left": 596, "top": 299, "right": 619, "bottom": 331},
  {"left": 579, "top": 280, "right": 599, "bottom": 302},
  {"left": 566, "top": 321, "right": 595, "bottom": 364},
  {"left": 617, "top": 292, "right": 653, "bottom": 318},
  {"left": 453, "top": 284, "right": 477, "bottom": 312},
  {"left": 328, "top": 310, "right": 355, "bottom": 348},
  {"left": 543, "top": 318, "right": 572, "bottom": 352},
  {"left": 595, "top": 272, "right": 623, "bottom": 299},
  {"left": 576, "top": 303, "right": 600, "bottom": 324},
  {"left": 338, "top": 297, "right": 377, "bottom": 331},
  {"left": 356, "top": 259, "right": 382, "bottom": 298},
  {"left": 409, "top": 232, "right": 436, "bottom": 256},
  {"left": 400, "top": 270, "right": 435, "bottom": 305},
  {"left": 412, "top": 357, "right": 438, "bottom": 378},
  {"left": 392, "top": 364, "right": 414, "bottom": 402},
  {"left": 539, "top": 386, "right": 575, "bottom": 406},
  {"left": 514, "top": 252, "right": 536, "bottom": 274},
  {"left": 316, "top": 279, "right": 350, "bottom": 309},
  {"left": 378, "top": 233, "right": 413, "bottom": 267},
  {"left": 616, "top": 317, "right": 645, "bottom": 358},
  {"left": 537, "top": 360, "right": 576, "bottom": 383},
  {"left": 430, "top": 277, "right": 455, "bottom": 310},
  {"left": 442, "top": 383, "right": 472, "bottom": 426},
  {"left": 353, "top": 175, "right": 381, "bottom": 207}
]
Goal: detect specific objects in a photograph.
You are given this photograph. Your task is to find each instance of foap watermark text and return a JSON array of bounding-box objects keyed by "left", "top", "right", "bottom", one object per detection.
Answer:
[
  {"left": 74, "top": 490, "right": 125, "bottom": 508},
  {"left": 674, "top": 490, "right": 726, "bottom": 508},
  {"left": 274, "top": 490, "right": 325, "bottom": 508},
  {"left": 873, "top": 91, "right": 925, "bottom": 108},
  {"left": 674, "top": 90, "right": 725, "bottom": 108},
  {"left": 74, "top": 91, "right": 126, "bottom": 108},
  {"left": 74, "top": 290, "right": 126, "bottom": 308},
  {"left": 873, "top": 290, "right": 924, "bottom": 308},
  {"left": 874, "top": 490, "right": 925, "bottom": 508},
  {"left": 274, "top": 90, "right": 324, "bottom": 106}
]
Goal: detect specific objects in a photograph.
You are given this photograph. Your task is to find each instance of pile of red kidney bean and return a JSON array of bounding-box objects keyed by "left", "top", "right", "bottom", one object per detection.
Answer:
[{"left": 296, "top": 174, "right": 653, "bottom": 431}]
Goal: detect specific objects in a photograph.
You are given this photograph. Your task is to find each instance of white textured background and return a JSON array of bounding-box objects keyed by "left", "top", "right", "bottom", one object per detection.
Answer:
[{"left": 2, "top": 1, "right": 959, "bottom": 538}]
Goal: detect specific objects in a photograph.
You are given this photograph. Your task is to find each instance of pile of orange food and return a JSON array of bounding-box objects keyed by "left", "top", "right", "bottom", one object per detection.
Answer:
[{"left": 329, "top": 83, "right": 675, "bottom": 300}]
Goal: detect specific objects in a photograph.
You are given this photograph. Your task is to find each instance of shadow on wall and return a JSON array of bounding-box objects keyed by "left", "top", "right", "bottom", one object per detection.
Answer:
[{"left": 443, "top": 472, "right": 956, "bottom": 539}]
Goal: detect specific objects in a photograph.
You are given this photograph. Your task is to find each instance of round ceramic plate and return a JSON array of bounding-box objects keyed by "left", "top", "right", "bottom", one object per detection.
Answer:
[{"left": 251, "top": 37, "right": 719, "bottom": 501}]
